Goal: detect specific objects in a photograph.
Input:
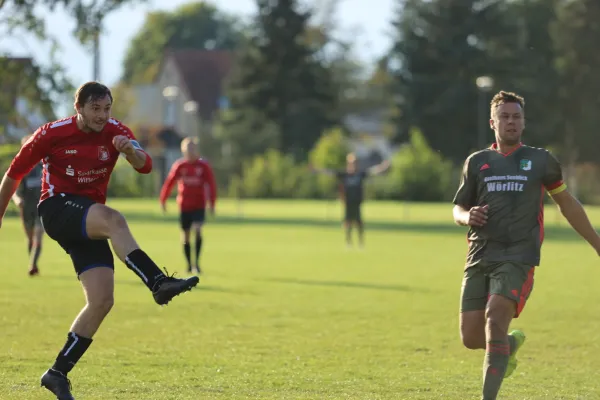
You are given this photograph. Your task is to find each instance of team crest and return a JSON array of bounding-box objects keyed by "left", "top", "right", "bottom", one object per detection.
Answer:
[
  {"left": 519, "top": 159, "right": 532, "bottom": 171},
  {"left": 98, "top": 146, "right": 110, "bottom": 161}
]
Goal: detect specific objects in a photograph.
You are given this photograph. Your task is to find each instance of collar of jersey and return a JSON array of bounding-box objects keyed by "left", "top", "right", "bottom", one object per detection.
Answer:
[{"left": 489, "top": 142, "right": 523, "bottom": 156}]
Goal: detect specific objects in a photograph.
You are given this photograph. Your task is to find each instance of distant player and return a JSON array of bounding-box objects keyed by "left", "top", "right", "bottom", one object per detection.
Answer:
[
  {"left": 452, "top": 91, "right": 600, "bottom": 400},
  {"left": 312, "top": 153, "right": 390, "bottom": 247},
  {"left": 159, "top": 137, "right": 217, "bottom": 274},
  {"left": 12, "top": 135, "right": 44, "bottom": 276},
  {"left": 0, "top": 82, "right": 199, "bottom": 400}
]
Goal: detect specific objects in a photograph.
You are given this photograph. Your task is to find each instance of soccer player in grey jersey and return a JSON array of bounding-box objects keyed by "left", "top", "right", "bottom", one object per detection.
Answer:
[{"left": 452, "top": 91, "right": 600, "bottom": 400}]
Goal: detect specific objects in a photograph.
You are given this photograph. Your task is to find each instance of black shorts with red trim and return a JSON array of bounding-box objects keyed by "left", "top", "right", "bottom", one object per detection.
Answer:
[{"left": 38, "top": 193, "right": 114, "bottom": 276}]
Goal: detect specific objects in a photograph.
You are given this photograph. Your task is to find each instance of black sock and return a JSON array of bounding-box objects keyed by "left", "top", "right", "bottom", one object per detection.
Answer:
[
  {"left": 183, "top": 242, "right": 191, "bottom": 268},
  {"left": 27, "top": 239, "right": 32, "bottom": 255},
  {"left": 31, "top": 243, "right": 42, "bottom": 267},
  {"left": 345, "top": 225, "right": 352, "bottom": 245},
  {"left": 125, "top": 249, "right": 166, "bottom": 291},
  {"left": 195, "top": 235, "right": 202, "bottom": 265},
  {"left": 51, "top": 332, "right": 93, "bottom": 375}
]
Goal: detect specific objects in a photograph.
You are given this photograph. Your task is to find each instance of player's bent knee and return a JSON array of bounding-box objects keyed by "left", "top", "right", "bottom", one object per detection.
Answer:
[
  {"left": 461, "top": 333, "right": 485, "bottom": 350},
  {"left": 88, "top": 295, "right": 114, "bottom": 315}
]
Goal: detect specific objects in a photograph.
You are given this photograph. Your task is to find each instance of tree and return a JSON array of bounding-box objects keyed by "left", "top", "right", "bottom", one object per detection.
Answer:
[
  {"left": 121, "top": 2, "right": 243, "bottom": 84},
  {"left": 0, "top": 0, "right": 147, "bottom": 130},
  {"left": 225, "top": 0, "right": 339, "bottom": 162},
  {"left": 388, "top": 0, "right": 544, "bottom": 162}
]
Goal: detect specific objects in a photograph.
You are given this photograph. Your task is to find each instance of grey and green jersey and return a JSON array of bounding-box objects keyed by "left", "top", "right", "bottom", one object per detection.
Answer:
[
  {"left": 453, "top": 144, "right": 566, "bottom": 268},
  {"left": 336, "top": 171, "right": 368, "bottom": 204}
]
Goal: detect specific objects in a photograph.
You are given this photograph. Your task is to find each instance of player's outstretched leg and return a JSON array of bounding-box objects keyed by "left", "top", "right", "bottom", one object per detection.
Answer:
[
  {"left": 41, "top": 267, "right": 113, "bottom": 400},
  {"left": 85, "top": 204, "right": 199, "bottom": 305},
  {"left": 193, "top": 223, "right": 203, "bottom": 274},
  {"left": 481, "top": 295, "right": 514, "bottom": 400}
]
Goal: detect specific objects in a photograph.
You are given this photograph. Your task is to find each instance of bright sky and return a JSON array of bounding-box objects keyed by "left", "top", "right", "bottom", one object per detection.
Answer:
[{"left": 0, "top": 0, "right": 396, "bottom": 87}]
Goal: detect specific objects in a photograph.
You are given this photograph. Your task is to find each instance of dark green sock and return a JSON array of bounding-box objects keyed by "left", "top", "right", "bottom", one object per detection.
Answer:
[{"left": 482, "top": 340, "right": 510, "bottom": 400}]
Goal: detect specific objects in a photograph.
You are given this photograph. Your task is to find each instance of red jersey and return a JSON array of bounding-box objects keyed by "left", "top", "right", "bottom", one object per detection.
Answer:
[
  {"left": 159, "top": 158, "right": 217, "bottom": 212},
  {"left": 7, "top": 116, "right": 151, "bottom": 204}
]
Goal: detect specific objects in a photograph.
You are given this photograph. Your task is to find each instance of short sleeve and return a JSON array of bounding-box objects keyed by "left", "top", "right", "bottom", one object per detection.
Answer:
[
  {"left": 452, "top": 156, "right": 477, "bottom": 208},
  {"left": 7, "top": 126, "right": 51, "bottom": 181},
  {"left": 543, "top": 151, "right": 566, "bottom": 196}
]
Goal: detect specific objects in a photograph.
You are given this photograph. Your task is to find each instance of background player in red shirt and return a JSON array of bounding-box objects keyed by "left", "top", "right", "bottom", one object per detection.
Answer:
[
  {"left": 0, "top": 82, "right": 199, "bottom": 400},
  {"left": 159, "top": 137, "right": 217, "bottom": 274}
]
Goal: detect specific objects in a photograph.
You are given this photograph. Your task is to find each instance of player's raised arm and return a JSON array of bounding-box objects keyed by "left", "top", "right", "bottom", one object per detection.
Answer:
[
  {"left": 159, "top": 162, "right": 180, "bottom": 212},
  {"left": 204, "top": 162, "right": 217, "bottom": 213},
  {"left": 0, "top": 129, "right": 47, "bottom": 224},
  {"left": 309, "top": 164, "right": 335, "bottom": 176},
  {"left": 544, "top": 151, "right": 600, "bottom": 253},
  {"left": 112, "top": 124, "right": 152, "bottom": 174},
  {"left": 366, "top": 159, "right": 391, "bottom": 176}
]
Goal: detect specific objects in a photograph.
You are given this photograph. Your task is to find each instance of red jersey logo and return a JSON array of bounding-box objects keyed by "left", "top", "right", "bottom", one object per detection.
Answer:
[{"left": 98, "top": 146, "right": 110, "bottom": 161}]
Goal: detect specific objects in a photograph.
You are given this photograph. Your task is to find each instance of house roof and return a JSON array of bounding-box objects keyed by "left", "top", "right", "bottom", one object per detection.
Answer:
[{"left": 165, "top": 49, "right": 233, "bottom": 120}]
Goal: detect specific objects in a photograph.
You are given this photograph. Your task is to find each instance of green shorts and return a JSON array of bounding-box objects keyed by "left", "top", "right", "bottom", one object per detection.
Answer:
[{"left": 460, "top": 261, "right": 535, "bottom": 318}]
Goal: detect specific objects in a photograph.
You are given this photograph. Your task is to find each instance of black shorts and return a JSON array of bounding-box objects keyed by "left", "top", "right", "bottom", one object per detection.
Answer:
[
  {"left": 38, "top": 194, "right": 114, "bottom": 275},
  {"left": 179, "top": 209, "right": 205, "bottom": 230},
  {"left": 344, "top": 202, "right": 362, "bottom": 222}
]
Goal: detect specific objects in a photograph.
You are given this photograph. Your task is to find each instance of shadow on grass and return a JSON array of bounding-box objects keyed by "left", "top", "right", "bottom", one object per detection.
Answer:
[
  {"left": 261, "top": 277, "right": 425, "bottom": 293},
  {"left": 122, "top": 212, "right": 584, "bottom": 242}
]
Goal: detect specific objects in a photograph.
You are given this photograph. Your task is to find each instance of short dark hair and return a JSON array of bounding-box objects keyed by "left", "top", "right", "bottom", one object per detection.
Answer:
[
  {"left": 74, "top": 81, "right": 113, "bottom": 108},
  {"left": 490, "top": 91, "right": 524, "bottom": 117}
]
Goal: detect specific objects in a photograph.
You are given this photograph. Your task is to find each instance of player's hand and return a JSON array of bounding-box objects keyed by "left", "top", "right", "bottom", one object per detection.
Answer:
[
  {"left": 112, "top": 135, "right": 136, "bottom": 156},
  {"left": 467, "top": 205, "right": 488, "bottom": 227}
]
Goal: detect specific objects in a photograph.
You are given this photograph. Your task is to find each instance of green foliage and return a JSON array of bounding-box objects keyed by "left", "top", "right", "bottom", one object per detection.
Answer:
[
  {"left": 122, "top": 2, "right": 243, "bottom": 84},
  {"left": 236, "top": 149, "right": 316, "bottom": 199},
  {"left": 107, "top": 157, "right": 157, "bottom": 198},
  {"left": 308, "top": 127, "right": 348, "bottom": 199},
  {"left": 225, "top": 0, "right": 339, "bottom": 161},
  {"left": 373, "top": 129, "right": 454, "bottom": 202}
]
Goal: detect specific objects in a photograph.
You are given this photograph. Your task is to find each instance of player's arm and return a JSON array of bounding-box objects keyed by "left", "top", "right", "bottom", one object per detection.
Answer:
[
  {"left": 204, "top": 163, "right": 217, "bottom": 212},
  {"left": 309, "top": 164, "right": 335, "bottom": 176},
  {"left": 544, "top": 152, "right": 600, "bottom": 252},
  {"left": 366, "top": 159, "right": 391, "bottom": 176},
  {"left": 159, "top": 163, "right": 180, "bottom": 211},
  {"left": 113, "top": 125, "right": 152, "bottom": 173},
  {"left": 452, "top": 156, "right": 487, "bottom": 227},
  {"left": 0, "top": 131, "right": 46, "bottom": 223}
]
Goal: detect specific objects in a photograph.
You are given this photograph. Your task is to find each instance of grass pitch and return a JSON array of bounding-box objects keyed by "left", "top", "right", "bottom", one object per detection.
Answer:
[{"left": 0, "top": 199, "right": 599, "bottom": 399}]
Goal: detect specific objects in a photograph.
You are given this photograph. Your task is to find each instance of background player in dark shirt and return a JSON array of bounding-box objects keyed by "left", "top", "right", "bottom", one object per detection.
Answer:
[
  {"left": 0, "top": 82, "right": 199, "bottom": 400},
  {"left": 12, "top": 134, "right": 44, "bottom": 276},
  {"left": 452, "top": 91, "right": 600, "bottom": 400},
  {"left": 312, "top": 153, "right": 389, "bottom": 247}
]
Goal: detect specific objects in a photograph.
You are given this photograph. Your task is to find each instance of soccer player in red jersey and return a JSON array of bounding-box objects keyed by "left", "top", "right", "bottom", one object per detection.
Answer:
[
  {"left": 0, "top": 82, "right": 199, "bottom": 400},
  {"left": 160, "top": 137, "right": 217, "bottom": 274}
]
